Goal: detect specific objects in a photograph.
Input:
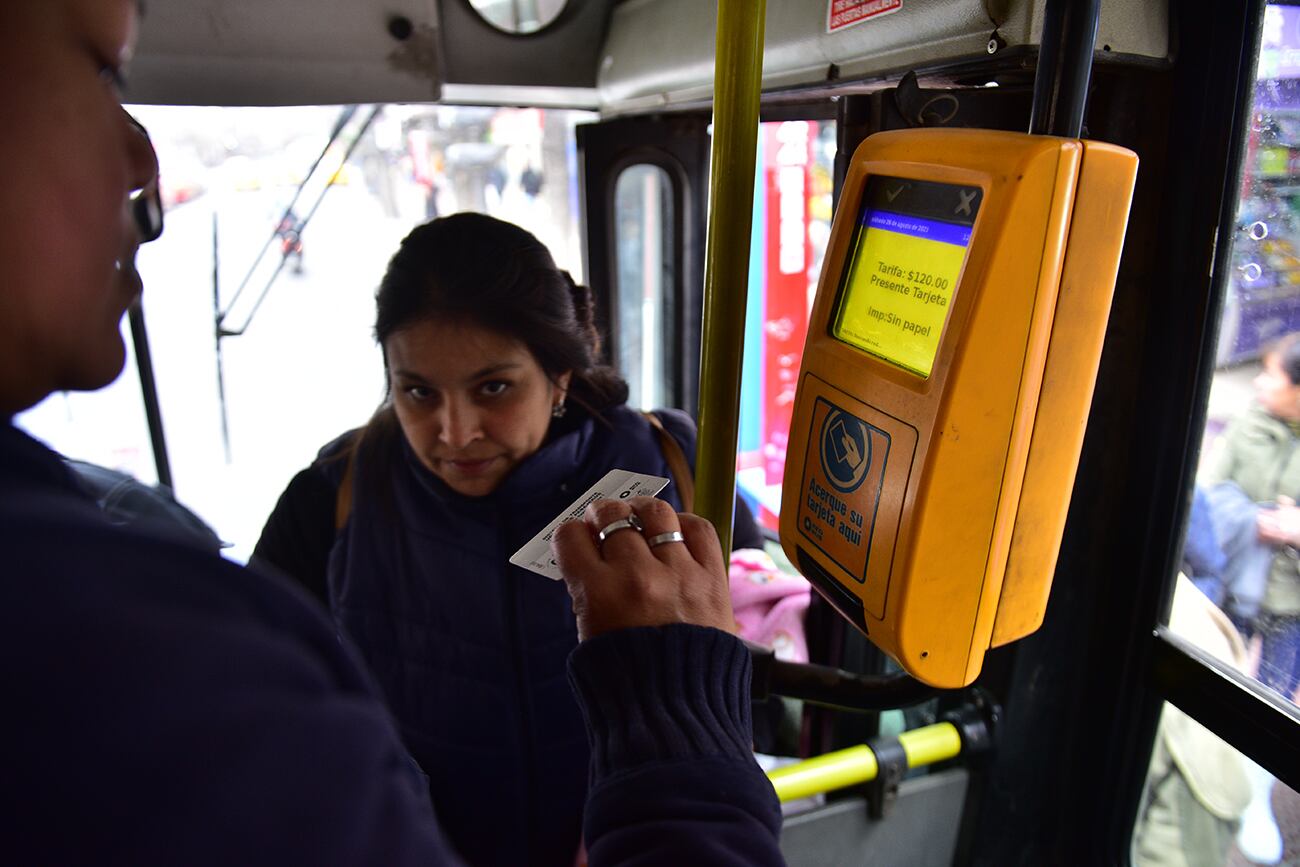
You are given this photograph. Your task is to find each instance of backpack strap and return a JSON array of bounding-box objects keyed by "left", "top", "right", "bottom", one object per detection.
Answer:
[
  {"left": 333, "top": 438, "right": 359, "bottom": 533},
  {"left": 643, "top": 411, "right": 695, "bottom": 513}
]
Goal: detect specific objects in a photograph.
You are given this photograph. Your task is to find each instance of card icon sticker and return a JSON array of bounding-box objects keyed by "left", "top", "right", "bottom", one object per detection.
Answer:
[
  {"left": 798, "top": 398, "right": 891, "bottom": 583},
  {"left": 822, "top": 410, "right": 873, "bottom": 493}
]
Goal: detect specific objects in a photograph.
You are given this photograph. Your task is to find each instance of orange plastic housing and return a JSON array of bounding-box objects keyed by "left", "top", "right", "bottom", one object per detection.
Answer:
[{"left": 779, "top": 128, "right": 1138, "bottom": 688}]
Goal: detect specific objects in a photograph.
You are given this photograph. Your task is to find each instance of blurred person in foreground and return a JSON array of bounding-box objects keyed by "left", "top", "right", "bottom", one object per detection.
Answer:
[
  {"left": 0, "top": 2, "right": 783, "bottom": 864},
  {"left": 1133, "top": 575, "right": 1251, "bottom": 867}
]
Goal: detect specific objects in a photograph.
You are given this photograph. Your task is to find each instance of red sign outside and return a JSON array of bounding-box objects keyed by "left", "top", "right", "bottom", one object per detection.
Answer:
[
  {"left": 762, "top": 122, "right": 815, "bottom": 492},
  {"left": 827, "top": 0, "right": 902, "bottom": 33}
]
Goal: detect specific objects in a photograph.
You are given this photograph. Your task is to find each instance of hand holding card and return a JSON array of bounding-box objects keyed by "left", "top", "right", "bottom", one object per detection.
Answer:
[
  {"left": 550, "top": 495, "right": 734, "bottom": 641},
  {"left": 509, "top": 469, "right": 669, "bottom": 580}
]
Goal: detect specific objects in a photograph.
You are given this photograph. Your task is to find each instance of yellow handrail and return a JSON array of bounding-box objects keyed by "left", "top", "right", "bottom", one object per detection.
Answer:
[
  {"left": 766, "top": 722, "right": 963, "bottom": 803},
  {"left": 694, "top": 0, "right": 767, "bottom": 554}
]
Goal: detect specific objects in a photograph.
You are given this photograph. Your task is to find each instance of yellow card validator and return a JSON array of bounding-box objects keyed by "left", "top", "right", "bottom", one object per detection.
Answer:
[{"left": 509, "top": 469, "right": 669, "bottom": 580}]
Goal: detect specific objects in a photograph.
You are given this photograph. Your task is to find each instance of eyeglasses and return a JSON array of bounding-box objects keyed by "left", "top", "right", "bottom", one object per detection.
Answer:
[{"left": 126, "top": 113, "right": 164, "bottom": 244}]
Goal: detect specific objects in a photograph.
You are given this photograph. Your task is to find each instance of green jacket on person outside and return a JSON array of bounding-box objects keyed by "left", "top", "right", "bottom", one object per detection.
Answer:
[{"left": 1203, "top": 402, "right": 1300, "bottom": 616}]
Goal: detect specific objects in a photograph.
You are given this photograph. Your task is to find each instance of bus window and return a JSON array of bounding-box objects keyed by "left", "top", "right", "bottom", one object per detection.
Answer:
[
  {"left": 736, "top": 119, "right": 836, "bottom": 531},
  {"left": 15, "top": 104, "right": 593, "bottom": 562},
  {"left": 1180, "top": 2, "right": 1300, "bottom": 708},
  {"left": 1157, "top": 3, "right": 1300, "bottom": 860},
  {"left": 614, "top": 164, "right": 675, "bottom": 410},
  {"left": 1134, "top": 575, "right": 1300, "bottom": 866}
]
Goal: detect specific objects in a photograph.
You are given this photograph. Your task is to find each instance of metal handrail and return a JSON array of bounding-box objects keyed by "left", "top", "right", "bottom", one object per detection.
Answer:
[{"left": 766, "top": 722, "right": 963, "bottom": 803}]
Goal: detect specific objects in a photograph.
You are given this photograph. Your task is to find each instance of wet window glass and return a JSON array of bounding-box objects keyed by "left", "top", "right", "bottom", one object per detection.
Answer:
[
  {"left": 613, "top": 165, "right": 675, "bottom": 411},
  {"left": 16, "top": 104, "right": 593, "bottom": 562},
  {"left": 1134, "top": 579, "right": 1300, "bottom": 865},
  {"left": 1134, "top": 707, "right": 1299, "bottom": 864},
  {"left": 1179, "top": 3, "right": 1300, "bottom": 706}
]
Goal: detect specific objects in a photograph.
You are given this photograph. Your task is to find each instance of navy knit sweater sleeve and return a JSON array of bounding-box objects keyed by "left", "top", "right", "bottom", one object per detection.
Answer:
[{"left": 568, "top": 625, "right": 786, "bottom": 866}]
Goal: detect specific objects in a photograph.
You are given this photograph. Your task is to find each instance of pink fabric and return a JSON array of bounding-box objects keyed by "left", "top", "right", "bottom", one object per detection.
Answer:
[{"left": 729, "top": 549, "right": 812, "bottom": 663}]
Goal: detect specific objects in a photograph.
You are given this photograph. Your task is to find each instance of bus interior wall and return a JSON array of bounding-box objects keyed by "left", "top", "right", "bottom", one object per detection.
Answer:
[
  {"left": 39, "top": 0, "right": 1300, "bottom": 863},
  {"left": 957, "top": 4, "right": 1262, "bottom": 863},
  {"left": 567, "top": 4, "right": 1288, "bottom": 862},
  {"left": 797, "top": 3, "right": 1258, "bottom": 862}
]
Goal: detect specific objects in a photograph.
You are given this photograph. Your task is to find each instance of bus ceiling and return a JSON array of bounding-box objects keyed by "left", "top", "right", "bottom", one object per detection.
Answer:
[{"left": 128, "top": 0, "right": 1168, "bottom": 113}]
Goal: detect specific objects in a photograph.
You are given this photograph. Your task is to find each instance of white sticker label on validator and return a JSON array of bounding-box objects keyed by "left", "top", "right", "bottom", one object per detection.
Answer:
[{"left": 509, "top": 469, "right": 669, "bottom": 580}]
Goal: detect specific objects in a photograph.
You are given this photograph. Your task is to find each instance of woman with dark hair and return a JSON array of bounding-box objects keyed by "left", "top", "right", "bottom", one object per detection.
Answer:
[
  {"left": 1204, "top": 331, "right": 1300, "bottom": 702},
  {"left": 252, "top": 212, "right": 762, "bottom": 867}
]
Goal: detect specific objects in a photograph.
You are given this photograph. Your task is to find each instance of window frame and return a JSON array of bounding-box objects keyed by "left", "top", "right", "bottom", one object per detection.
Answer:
[
  {"left": 576, "top": 112, "right": 712, "bottom": 414},
  {"left": 608, "top": 158, "right": 683, "bottom": 410}
]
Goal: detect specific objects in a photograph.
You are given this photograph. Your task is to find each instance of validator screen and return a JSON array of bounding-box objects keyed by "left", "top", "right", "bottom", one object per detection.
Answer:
[{"left": 831, "top": 175, "right": 982, "bottom": 378}]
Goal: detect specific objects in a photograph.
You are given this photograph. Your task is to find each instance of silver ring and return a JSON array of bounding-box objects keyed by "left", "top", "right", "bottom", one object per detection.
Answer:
[
  {"left": 647, "top": 531, "right": 686, "bottom": 548},
  {"left": 596, "top": 513, "right": 644, "bottom": 545}
]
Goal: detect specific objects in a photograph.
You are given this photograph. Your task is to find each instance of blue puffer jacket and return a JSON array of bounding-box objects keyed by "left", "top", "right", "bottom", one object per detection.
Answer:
[{"left": 254, "top": 405, "right": 759, "bottom": 867}]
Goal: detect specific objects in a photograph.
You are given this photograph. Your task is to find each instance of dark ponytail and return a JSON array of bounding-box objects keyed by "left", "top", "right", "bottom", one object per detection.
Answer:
[
  {"left": 1274, "top": 333, "right": 1300, "bottom": 386},
  {"left": 558, "top": 271, "right": 627, "bottom": 411},
  {"left": 374, "top": 213, "right": 627, "bottom": 415}
]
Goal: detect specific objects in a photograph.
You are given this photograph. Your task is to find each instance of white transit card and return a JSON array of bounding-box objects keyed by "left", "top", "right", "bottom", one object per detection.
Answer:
[{"left": 509, "top": 469, "right": 669, "bottom": 580}]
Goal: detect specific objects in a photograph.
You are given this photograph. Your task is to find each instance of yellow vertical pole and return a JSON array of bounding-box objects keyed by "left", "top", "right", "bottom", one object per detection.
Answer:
[{"left": 694, "top": 0, "right": 766, "bottom": 556}]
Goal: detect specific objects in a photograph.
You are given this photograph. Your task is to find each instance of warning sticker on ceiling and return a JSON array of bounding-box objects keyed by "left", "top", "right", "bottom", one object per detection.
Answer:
[{"left": 828, "top": 0, "right": 902, "bottom": 33}]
